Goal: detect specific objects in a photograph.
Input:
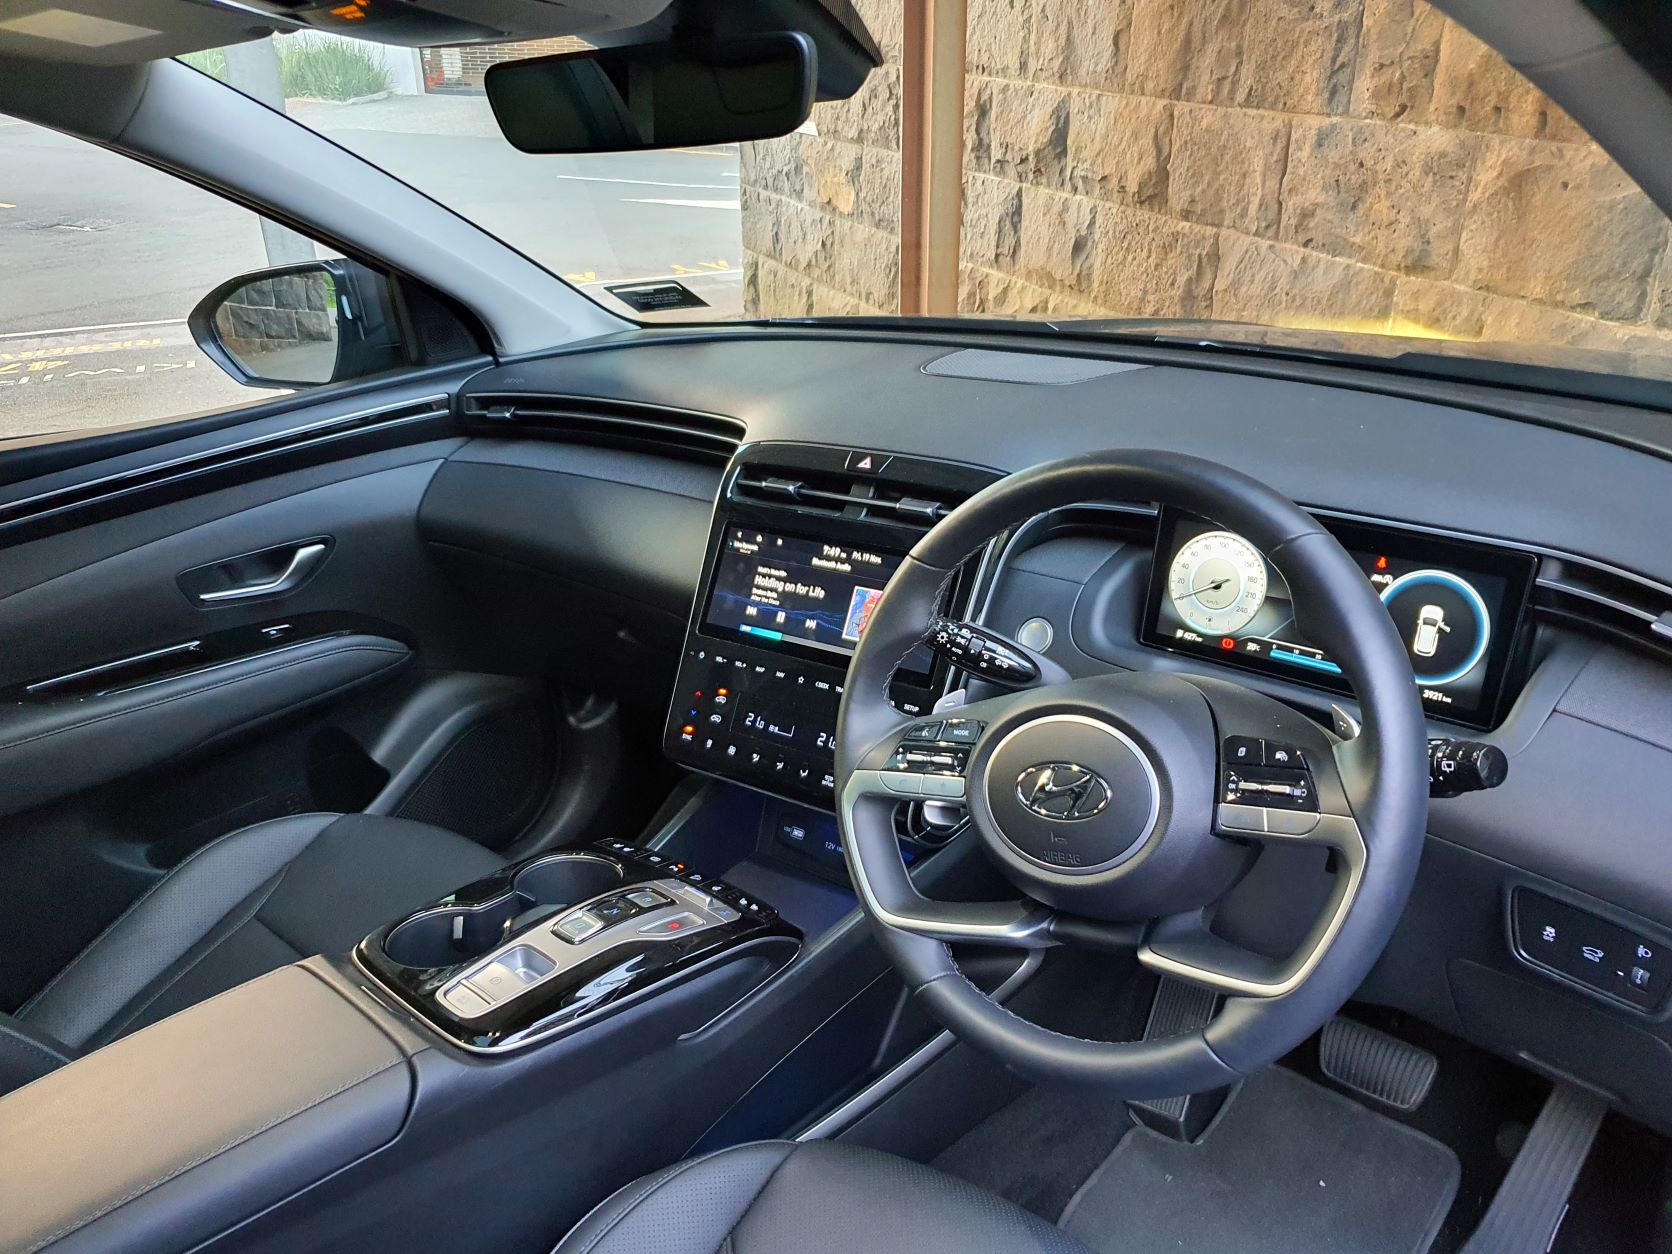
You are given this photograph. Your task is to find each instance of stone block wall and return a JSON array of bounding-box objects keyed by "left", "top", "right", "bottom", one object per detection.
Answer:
[
  {"left": 739, "top": 0, "right": 1672, "bottom": 364},
  {"left": 214, "top": 272, "right": 339, "bottom": 382}
]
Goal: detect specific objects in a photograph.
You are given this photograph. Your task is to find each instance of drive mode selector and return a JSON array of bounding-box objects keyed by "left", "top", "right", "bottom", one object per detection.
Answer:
[{"left": 979, "top": 715, "right": 1161, "bottom": 874}]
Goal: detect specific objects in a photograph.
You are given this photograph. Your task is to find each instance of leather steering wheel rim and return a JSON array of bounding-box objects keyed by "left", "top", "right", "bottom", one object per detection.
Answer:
[{"left": 835, "top": 449, "right": 1429, "bottom": 1095}]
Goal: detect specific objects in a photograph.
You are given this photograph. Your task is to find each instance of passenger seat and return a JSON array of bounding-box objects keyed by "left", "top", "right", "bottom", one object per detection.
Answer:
[{"left": 0, "top": 813, "right": 501, "bottom": 1096}]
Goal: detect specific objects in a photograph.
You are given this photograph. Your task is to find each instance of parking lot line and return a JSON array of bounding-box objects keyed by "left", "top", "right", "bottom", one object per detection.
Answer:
[
  {"left": 551, "top": 174, "right": 736, "bottom": 190},
  {"left": 623, "top": 198, "right": 739, "bottom": 210},
  {"left": 0, "top": 318, "right": 184, "bottom": 341}
]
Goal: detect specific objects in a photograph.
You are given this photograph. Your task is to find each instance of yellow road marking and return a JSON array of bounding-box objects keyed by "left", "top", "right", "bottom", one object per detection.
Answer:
[
  {"left": 0, "top": 338, "right": 164, "bottom": 363},
  {"left": 567, "top": 261, "right": 740, "bottom": 288}
]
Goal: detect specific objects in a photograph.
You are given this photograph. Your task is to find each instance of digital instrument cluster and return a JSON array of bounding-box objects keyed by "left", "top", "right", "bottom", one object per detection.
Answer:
[{"left": 1141, "top": 510, "right": 1537, "bottom": 729}]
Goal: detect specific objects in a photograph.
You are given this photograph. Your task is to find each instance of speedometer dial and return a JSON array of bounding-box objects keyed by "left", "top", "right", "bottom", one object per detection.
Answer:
[{"left": 1167, "top": 531, "right": 1268, "bottom": 635}]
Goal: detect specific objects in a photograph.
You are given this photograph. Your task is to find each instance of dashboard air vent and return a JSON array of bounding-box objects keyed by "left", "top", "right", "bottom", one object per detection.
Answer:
[
  {"left": 460, "top": 394, "right": 745, "bottom": 466},
  {"left": 730, "top": 464, "right": 966, "bottom": 528},
  {"left": 1534, "top": 556, "right": 1672, "bottom": 656}
]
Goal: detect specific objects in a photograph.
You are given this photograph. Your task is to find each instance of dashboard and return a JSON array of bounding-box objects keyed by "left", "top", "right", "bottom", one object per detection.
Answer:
[{"left": 453, "top": 325, "right": 1672, "bottom": 1138}]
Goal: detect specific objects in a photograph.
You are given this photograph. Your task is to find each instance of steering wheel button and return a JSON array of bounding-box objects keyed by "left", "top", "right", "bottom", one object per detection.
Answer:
[
  {"left": 1264, "top": 808, "right": 1319, "bottom": 836},
  {"left": 1263, "top": 742, "right": 1305, "bottom": 768},
  {"left": 904, "top": 722, "right": 944, "bottom": 742},
  {"left": 1223, "top": 736, "right": 1262, "bottom": 765},
  {"left": 1217, "top": 803, "right": 1267, "bottom": 834},
  {"left": 940, "top": 720, "right": 982, "bottom": 744},
  {"left": 921, "top": 775, "right": 966, "bottom": 800},
  {"left": 880, "top": 771, "right": 924, "bottom": 795}
]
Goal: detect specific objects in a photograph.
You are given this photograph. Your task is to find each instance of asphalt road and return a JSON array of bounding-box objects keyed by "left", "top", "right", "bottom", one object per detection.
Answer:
[{"left": 0, "top": 94, "right": 743, "bottom": 441}]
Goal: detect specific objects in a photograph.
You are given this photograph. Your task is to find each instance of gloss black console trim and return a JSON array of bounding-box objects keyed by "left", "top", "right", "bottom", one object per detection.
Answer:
[{"left": 356, "top": 843, "right": 801, "bottom": 1053}]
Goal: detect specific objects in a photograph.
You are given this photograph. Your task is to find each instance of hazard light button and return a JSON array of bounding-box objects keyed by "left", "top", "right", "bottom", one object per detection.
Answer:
[{"left": 844, "top": 450, "right": 893, "bottom": 474}]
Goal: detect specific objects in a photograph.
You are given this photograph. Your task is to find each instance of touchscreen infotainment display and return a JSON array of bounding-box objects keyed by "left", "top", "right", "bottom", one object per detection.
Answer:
[
  {"left": 1140, "top": 510, "right": 1536, "bottom": 729},
  {"left": 704, "top": 527, "right": 912, "bottom": 665}
]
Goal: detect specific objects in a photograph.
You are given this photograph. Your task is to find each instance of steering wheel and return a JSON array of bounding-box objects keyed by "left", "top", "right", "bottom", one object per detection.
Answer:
[{"left": 835, "top": 450, "right": 1429, "bottom": 1095}]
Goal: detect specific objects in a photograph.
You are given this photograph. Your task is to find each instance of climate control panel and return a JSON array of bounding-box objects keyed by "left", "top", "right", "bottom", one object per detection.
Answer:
[{"left": 666, "top": 641, "right": 850, "bottom": 807}]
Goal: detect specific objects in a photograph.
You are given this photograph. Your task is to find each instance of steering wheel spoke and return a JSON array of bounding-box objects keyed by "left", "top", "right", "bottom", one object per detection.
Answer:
[
  {"left": 1140, "top": 810, "right": 1367, "bottom": 998},
  {"left": 841, "top": 769, "right": 1058, "bottom": 948}
]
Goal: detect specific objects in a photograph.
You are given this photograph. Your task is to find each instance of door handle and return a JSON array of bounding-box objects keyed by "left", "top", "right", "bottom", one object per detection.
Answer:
[{"left": 196, "top": 542, "right": 329, "bottom": 603}]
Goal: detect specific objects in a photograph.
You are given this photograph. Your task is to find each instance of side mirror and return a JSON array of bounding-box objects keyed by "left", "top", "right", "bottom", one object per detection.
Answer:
[
  {"left": 485, "top": 32, "right": 817, "bottom": 154},
  {"left": 190, "top": 259, "right": 410, "bottom": 389}
]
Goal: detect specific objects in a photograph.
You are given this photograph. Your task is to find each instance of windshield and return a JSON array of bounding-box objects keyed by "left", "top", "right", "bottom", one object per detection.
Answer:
[{"left": 192, "top": 1, "right": 1672, "bottom": 386}]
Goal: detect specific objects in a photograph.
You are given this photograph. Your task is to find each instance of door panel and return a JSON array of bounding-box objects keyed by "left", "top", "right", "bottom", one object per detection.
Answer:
[
  {"left": 0, "top": 632, "right": 411, "bottom": 817},
  {"left": 0, "top": 387, "right": 496, "bottom": 1010},
  {"left": 0, "top": 453, "right": 469, "bottom": 690}
]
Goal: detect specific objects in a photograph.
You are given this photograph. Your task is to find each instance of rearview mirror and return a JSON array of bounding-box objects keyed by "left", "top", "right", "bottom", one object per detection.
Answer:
[
  {"left": 189, "top": 260, "right": 410, "bottom": 389},
  {"left": 485, "top": 33, "right": 817, "bottom": 154}
]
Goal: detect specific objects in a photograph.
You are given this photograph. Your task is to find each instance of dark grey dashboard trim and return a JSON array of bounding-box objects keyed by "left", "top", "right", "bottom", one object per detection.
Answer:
[
  {"left": 0, "top": 393, "right": 452, "bottom": 536},
  {"left": 500, "top": 324, "right": 1672, "bottom": 464}
]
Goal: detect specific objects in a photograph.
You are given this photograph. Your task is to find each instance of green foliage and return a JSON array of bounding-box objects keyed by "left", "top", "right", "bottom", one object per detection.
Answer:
[
  {"left": 177, "top": 48, "right": 228, "bottom": 81},
  {"left": 277, "top": 36, "right": 391, "bottom": 102}
]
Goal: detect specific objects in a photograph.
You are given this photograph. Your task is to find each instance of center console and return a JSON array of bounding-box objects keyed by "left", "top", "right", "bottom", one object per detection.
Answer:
[
  {"left": 357, "top": 842, "right": 801, "bottom": 1052},
  {"left": 663, "top": 443, "right": 1001, "bottom": 809}
]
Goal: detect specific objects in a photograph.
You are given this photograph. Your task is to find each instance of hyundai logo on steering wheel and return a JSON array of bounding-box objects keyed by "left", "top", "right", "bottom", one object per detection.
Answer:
[{"left": 1015, "top": 763, "right": 1112, "bottom": 821}]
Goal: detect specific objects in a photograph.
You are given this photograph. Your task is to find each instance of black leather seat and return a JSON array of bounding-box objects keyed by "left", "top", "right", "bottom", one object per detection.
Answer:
[
  {"left": 0, "top": 812, "right": 500, "bottom": 1096},
  {"left": 553, "top": 1140, "right": 1094, "bottom": 1254}
]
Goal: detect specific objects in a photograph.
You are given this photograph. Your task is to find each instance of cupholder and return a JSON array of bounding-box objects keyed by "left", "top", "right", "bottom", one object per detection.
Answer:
[
  {"left": 383, "top": 898, "right": 524, "bottom": 969},
  {"left": 513, "top": 854, "right": 622, "bottom": 906},
  {"left": 381, "top": 855, "right": 624, "bottom": 969}
]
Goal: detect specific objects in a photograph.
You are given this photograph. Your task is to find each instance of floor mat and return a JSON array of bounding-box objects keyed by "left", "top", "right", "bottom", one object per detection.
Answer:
[
  {"left": 930, "top": 1082, "right": 1135, "bottom": 1220},
  {"left": 1060, "top": 1066, "right": 1460, "bottom": 1254}
]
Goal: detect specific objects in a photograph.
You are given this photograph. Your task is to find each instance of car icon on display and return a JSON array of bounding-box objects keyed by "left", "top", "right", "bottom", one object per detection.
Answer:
[{"left": 1412, "top": 605, "right": 1450, "bottom": 658}]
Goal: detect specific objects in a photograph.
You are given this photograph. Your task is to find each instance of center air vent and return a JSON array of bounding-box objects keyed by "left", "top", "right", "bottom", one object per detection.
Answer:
[
  {"left": 460, "top": 393, "right": 744, "bottom": 466},
  {"left": 730, "top": 465, "right": 965, "bottom": 528}
]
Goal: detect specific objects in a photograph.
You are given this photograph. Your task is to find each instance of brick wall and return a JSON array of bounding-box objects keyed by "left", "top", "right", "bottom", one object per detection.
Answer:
[
  {"left": 421, "top": 37, "right": 590, "bottom": 90},
  {"left": 740, "top": 0, "right": 1672, "bottom": 365}
]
